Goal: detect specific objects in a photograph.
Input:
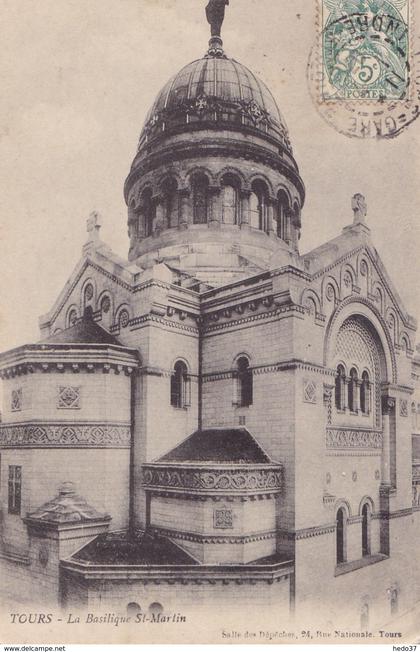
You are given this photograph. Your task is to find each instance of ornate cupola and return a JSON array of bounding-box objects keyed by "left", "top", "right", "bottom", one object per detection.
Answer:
[{"left": 124, "top": 0, "right": 305, "bottom": 286}]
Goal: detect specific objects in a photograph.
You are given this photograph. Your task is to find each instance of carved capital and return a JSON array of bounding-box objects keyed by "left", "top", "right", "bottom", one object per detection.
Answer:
[{"left": 382, "top": 395, "right": 396, "bottom": 415}]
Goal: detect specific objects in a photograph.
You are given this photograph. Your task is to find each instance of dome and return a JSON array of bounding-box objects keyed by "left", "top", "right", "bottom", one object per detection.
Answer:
[{"left": 137, "top": 54, "right": 292, "bottom": 153}]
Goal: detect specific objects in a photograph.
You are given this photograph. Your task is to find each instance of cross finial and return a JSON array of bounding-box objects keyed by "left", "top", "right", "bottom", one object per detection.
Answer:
[
  {"left": 351, "top": 193, "right": 367, "bottom": 224},
  {"left": 86, "top": 211, "right": 102, "bottom": 241}
]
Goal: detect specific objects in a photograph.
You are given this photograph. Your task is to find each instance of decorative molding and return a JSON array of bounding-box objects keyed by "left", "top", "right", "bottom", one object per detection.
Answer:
[
  {"left": 203, "top": 360, "right": 336, "bottom": 383},
  {"left": 57, "top": 386, "right": 80, "bottom": 410},
  {"left": 11, "top": 388, "right": 22, "bottom": 412},
  {"left": 142, "top": 464, "right": 282, "bottom": 496},
  {"left": 213, "top": 508, "right": 234, "bottom": 530},
  {"left": 326, "top": 427, "right": 383, "bottom": 450},
  {"left": 0, "top": 422, "right": 131, "bottom": 448},
  {"left": 150, "top": 526, "right": 276, "bottom": 545},
  {"left": 400, "top": 399, "right": 408, "bottom": 417},
  {"left": 279, "top": 524, "right": 336, "bottom": 540},
  {"left": 204, "top": 305, "right": 306, "bottom": 335},
  {"left": 303, "top": 379, "right": 317, "bottom": 404}
]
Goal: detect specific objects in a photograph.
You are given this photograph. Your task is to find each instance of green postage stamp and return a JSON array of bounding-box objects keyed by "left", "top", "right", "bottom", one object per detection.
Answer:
[{"left": 321, "top": 0, "right": 410, "bottom": 100}]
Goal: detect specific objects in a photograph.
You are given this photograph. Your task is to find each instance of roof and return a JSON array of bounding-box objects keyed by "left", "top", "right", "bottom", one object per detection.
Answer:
[
  {"left": 156, "top": 428, "right": 273, "bottom": 464},
  {"left": 138, "top": 55, "right": 291, "bottom": 152},
  {"left": 74, "top": 530, "right": 197, "bottom": 565},
  {"left": 26, "top": 482, "right": 110, "bottom": 525},
  {"left": 43, "top": 318, "right": 121, "bottom": 346}
]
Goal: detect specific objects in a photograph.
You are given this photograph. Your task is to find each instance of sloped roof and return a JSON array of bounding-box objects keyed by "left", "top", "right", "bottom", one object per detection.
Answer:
[
  {"left": 26, "top": 482, "right": 109, "bottom": 524},
  {"left": 74, "top": 530, "right": 197, "bottom": 565},
  {"left": 43, "top": 318, "right": 121, "bottom": 346},
  {"left": 156, "top": 428, "right": 273, "bottom": 464}
]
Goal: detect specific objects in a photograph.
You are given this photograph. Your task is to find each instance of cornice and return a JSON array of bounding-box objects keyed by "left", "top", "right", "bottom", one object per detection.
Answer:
[
  {"left": 125, "top": 137, "right": 305, "bottom": 204},
  {"left": 0, "top": 348, "right": 138, "bottom": 378},
  {"left": 202, "top": 359, "right": 335, "bottom": 383},
  {"left": 278, "top": 523, "right": 336, "bottom": 540},
  {"left": 203, "top": 304, "right": 305, "bottom": 335},
  {"left": 149, "top": 526, "right": 277, "bottom": 545}
]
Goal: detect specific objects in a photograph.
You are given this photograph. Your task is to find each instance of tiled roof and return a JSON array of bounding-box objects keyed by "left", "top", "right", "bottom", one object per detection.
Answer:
[{"left": 156, "top": 428, "right": 273, "bottom": 464}]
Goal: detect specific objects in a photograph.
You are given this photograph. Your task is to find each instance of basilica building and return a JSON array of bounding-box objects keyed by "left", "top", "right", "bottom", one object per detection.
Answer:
[{"left": 1, "top": 2, "right": 420, "bottom": 629}]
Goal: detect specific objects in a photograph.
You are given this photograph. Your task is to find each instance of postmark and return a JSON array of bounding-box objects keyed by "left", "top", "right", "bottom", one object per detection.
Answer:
[{"left": 308, "top": 0, "right": 420, "bottom": 138}]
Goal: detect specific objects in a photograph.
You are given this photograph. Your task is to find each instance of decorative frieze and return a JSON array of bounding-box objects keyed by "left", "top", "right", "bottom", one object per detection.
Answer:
[
  {"left": 326, "top": 427, "right": 383, "bottom": 450},
  {"left": 142, "top": 464, "right": 282, "bottom": 496},
  {"left": 0, "top": 423, "right": 131, "bottom": 448}
]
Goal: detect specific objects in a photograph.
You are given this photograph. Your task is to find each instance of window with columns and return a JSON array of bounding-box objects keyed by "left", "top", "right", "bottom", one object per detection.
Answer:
[
  {"left": 360, "top": 371, "right": 371, "bottom": 415},
  {"left": 142, "top": 189, "right": 155, "bottom": 237},
  {"left": 221, "top": 175, "right": 239, "bottom": 225},
  {"left": 277, "top": 190, "right": 291, "bottom": 240},
  {"left": 162, "top": 178, "right": 179, "bottom": 228},
  {"left": 249, "top": 181, "right": 268, "bottom": 232},
  {"left": 335, "top": 364, "right": 346, "bottom": 411},
  {"left": 348, "top": 367, "right": 358, "bottom": 412},
  {"left": 192, "top": 175, "right": 209, "bottom": 224}
]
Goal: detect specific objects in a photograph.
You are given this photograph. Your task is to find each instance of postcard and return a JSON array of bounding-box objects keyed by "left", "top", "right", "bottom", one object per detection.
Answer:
[{"left": 0, "top": 0, "right": 419, "bottom": 645}]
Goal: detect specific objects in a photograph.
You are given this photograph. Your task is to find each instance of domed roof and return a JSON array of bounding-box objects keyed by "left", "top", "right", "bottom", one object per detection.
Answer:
[{"left": 138, "top": 53, "right": 292, "bottom": 152}]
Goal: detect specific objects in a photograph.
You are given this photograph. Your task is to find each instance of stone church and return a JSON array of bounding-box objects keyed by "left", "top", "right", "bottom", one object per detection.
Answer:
[{"left": 1, "top": 1, "right": 420, "bottom": 629}]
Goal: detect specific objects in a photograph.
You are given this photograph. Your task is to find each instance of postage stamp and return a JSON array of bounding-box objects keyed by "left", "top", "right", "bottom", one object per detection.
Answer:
[
  {"left": 308, "top": 0, "right": 420, "bottom": 138},
  {"left": 321, "top": 0, "right": 410, "bottom": 101}
]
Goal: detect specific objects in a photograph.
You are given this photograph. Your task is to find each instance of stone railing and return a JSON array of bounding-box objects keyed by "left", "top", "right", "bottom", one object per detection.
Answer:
[
  {"left": 141, "top": 463, "right": 282, "bottom": 496},
  {"left": 326, "top": 427, "right": 383, "bottom": 450},
  {"left": 0, "top": 422, "right": 131, "bottom": 448}
]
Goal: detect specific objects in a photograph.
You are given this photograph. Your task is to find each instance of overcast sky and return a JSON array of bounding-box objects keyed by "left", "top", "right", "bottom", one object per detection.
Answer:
[{"left": 1, "top": 0, "right": 419, "bottom": 352}]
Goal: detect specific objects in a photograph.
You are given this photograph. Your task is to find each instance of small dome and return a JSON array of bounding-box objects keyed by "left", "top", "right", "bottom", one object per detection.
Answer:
[{"left": 138, "top": 55, "right": 292, "bottom": 152}]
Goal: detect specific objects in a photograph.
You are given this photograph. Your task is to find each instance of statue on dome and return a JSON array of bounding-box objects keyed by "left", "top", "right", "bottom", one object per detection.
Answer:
[
  {"left": 351, "top": 193, "right": 367, "bottom": 223},
  {"left": 206, "top": 0, "right": 229, "bottom": 37}
]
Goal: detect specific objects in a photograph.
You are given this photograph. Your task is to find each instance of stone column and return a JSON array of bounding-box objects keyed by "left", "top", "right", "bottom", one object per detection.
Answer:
[
  {"left": 240, "top": 190, "right": 251, "bottom": 228},
  {"left": 179, "top": 189, "right": 190, "bottom": 229},
  {"left": 208, "top": 185, "right": 221, "bottom": 228}
]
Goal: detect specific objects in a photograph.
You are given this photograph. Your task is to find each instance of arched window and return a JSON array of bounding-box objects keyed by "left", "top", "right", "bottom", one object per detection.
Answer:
[
  {"left": 348, "top": 368, "right": 358, "bottom": 413},
  {"left": 360, "top": 371, "right": 371, "bottom": 415},
  {"left": 277, "top": 190, "right": 291, "bottom": 240},
  {"left": 192, "top": 175, "right": 209, "bottom": 224},
  {"left": 335, "top": 365, "right": 346, "bottom": 411},
  {"left": 361, "top": 603, "right": 369, "bottom": 629},
  {"left": 142, "top": 189, "right": 155, "bottom": 237},
  {"left": 362, "top": 502, "right": 371, "bottom": 556},
  {"left": 170, "top": 360, "right": 191, "bottom": 408},
  {"left": 249, "top": 181, "right": 268, "bottom": 231},
  {"left": 127, "top": 602, "right": 141, "bottom": 617},
  {"left": 221, "top": 177, "right": 239, "bottom": 225},
  {"left": 336, "top": 507, "right": 346, "bottom": 564},
  {"left": 83, "top": 283, "right": 94, "bottom": 311},
  {"left": 162, "top": 179, "right": 178, "bottom": 228},
  {"left": 236, "top": 356, "right": 253, "bottom": 407},
  {"left": 68, "top": 309, "right": 78, "bottom": 328},
  {"left": 412, "top": 402, "right": 417, "bottom": 431}
]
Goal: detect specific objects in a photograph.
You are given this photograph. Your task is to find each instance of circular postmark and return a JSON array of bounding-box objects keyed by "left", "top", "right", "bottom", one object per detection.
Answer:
[{"left": 308, "top": 0, "right": 420, "bottom": 138}]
